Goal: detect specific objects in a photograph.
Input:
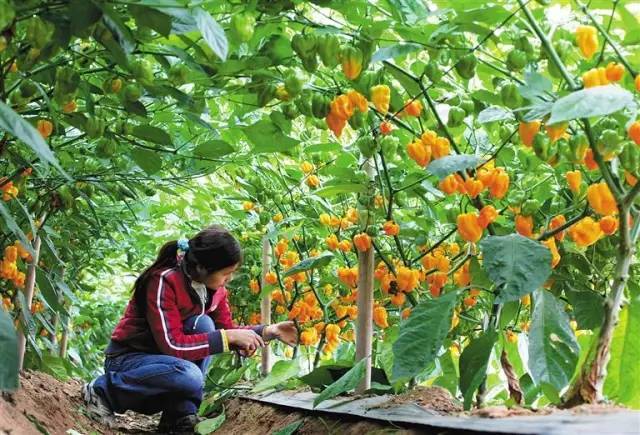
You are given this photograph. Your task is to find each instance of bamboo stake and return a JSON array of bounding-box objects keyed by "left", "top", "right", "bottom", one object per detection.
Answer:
[
  {"left": 260, "top": 236, "right": 272, "bottom": 375},
  {"left": 16, "top": 235, "right": 42, "bottom": 371}
]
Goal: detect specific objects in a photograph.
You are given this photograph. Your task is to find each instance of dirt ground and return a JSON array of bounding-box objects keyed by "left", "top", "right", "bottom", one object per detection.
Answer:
[{"left": 0, "top": 371, "right": 632, "bottom": 435}]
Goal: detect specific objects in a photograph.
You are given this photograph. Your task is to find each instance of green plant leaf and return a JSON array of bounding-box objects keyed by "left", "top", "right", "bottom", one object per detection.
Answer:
[
  {"left": 386, "top": 0, "right": 430, "bottom": 24},
  {"left": 194, "top": 7, "right": 228, "bottom": 61},
  {"left": 480, "top": 234, "right": 552, "bottom": 303},
  {"left": 252, "top": 359, "right": 299, "bottom": 393},
  {"left": 426, "top": 154, "right": 480, "bottom": 180},
  {"left": 194, "top": 140, "right": 235, "bottom": 159},
  {"left": 36, "top": 269, "right": 63, "bottom": 313},
  {"left": 195, "top": 412, "right": 226, "bottom": 434},
  {"left": 131, "top": 148, "right": 162, "bottom": 175},
  {"left": 0, "top": 308, "right": 19, "bottom": 391},
  {"left": 0, "top": 102, "right": 68, "bottom": 178},
  {"left": 604, "top": 283, "right": 640, "bottom": 408},
  {"left": 565, "top": 288, "right": 604, "bottom": 330},
  {"left": 528, "top": 289, "right": 580, "bottom": 391},
  {"left": 459, "top": 330, "right": 498, "bottom": 410},
  {"left": 313, "top": 358, "right": 367, "bottom": 407},
  {"left": 243, "top": 120, "right": 298, "bottom": 153},
  {"left": 282, "top": 252, "right": 334, "bottom": 278},
  {"left": 477, "top": 106, "right": 514, "bottom": 124},
  {"left": 547, "top": 85, "right": 634, "bottom": 125},
  {"left": 132, "top": 124, "right": 173, "bottom": 146},
  {"left": 129, "top": 5, "right": 172, "bottom": 37},
  {"left": 371, "top": 43, "right": 422, "bottom": 63},
  {"left": 313, "top": 184, "right": 367, "bottom": 198},
  {"left": 392, "top": 291, "right": 458, "bottom": 380}
]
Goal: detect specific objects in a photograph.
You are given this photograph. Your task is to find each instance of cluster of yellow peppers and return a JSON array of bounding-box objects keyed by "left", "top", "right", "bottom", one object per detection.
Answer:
[
  {"left": 0, "top": 177, "right": 19, "bottom": 202},
  {"left": 325, "top": 89, "right": 368, "bottom": 137},
  {"left": 0, "top": 243, "right": 30, "bottom": 288},
  {"left": 582, "top": 62, "right": 624, "bottom": 88},
  {"left": 456, "top": 205, "right": 499, "bottom": 244},
  {"left": 407, "top": 129, "right": 450, "bottom": 167},
  {"left": 319, "top": 208, "right": 359, "bottom": 230},
  {"left": 439, "top": 162, "right": 510, "bottom": 200}
]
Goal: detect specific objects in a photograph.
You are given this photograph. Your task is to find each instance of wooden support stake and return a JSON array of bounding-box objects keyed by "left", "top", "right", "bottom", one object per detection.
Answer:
[
  {"left": 356, "top": 158, "right": 375, "bottom": 393},
  {"left": 260, "top": 236, "right": 272, "bottom": 375},
  {"left": 16, "top": 235, "right": 42, "bottom": 371}
]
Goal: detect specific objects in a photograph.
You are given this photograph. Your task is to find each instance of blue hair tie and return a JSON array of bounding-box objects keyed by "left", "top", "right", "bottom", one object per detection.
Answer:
[{"left": 177, "top": 238, "right": 190, "bottom": 252}]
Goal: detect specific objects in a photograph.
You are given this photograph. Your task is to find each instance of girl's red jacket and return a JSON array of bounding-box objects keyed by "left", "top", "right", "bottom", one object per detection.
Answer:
[{"left": 108, "top": 267, "right": 263, "bottom": 361}]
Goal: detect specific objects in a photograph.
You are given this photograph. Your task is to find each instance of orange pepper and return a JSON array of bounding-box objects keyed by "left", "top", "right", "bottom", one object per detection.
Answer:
[
  {"left": 515, "top": 214, "right": 534, "bottom": 238},
  {"left": 347, "top": 90, "right": 368, "bottom": 113},
  {"left": 382, "top": 220, "right": 400, "bottom": 236},
  {"left": 353, "top": 233, "right": 372, "bottom": 252},
  {"left": 519, "top": 120, "right": 541, "bottom": 147},
  {"left": 373, "top": 306, "right": 389, "bottom": 328},
  {"left": 489, "top": 169, "right": 509, "bottom": 199},
  {"left": 566, "top": 170, "right": 582, "bottom": 193},
  {"left": 576, "top": 25, "right": 598, "bottom": 59},
  {"left": 439, "top": 174, "right": 459, "bottom": 195},
  {"left": 583, "top": 149, "right": 599, "bottom": 170},
  {"left": 478, "top": 205, "right": 498, "bottom": 228},
  {"left": 629, "top": 121, "right": 640, "bottom": 145},
  {"left": 457, "top": 213, "right": 483, "bottom": 243},
  {"left": 396, "top": 266, "right": 420, "bottom": 293},
  {"left": 432, "top": 137, "right": 450, "bottom": 159},
  {"left": 599, "top": 215, "right": 619, "bottom": 235},
  {"left": 605, "top": 62, "right": 624, "bottom": 82},
  {"left": 568, "top": 217, "right": 603, "bottom": 247},
  {"left": 404, "top": 99, "right": 423, "bottom": 117},
  {"left": 370, "top": 85, "right": 390, "bottom": 114},
  {"left": 542, "top": 237, "right": 561, "bottom": 268},
  {"left": 587, "top": 182, "right": 618, "bottom": 215},
  {"left": 464, "top": 178, "right": 484, "bottom": 198},
  {"left": 407, "top": 140, "right": 431, "bottom": 167},
  {"left": 549, "top": 215, "right": 567, "bottom": 241}
]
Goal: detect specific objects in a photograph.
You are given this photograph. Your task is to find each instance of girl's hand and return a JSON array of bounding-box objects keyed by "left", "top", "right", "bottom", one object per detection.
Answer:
[
  {"left": 264, "top": 321, "right": 298, "bottom": 346},
  {"left": 225, "top": 329, "right": 265, "bottom": 353}
]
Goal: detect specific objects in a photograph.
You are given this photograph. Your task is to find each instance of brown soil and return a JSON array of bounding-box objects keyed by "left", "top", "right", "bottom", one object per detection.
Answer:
[
  {"left": 0, "top": 370, "right": 158, "bottom": 435},
  {"left": 375, "top": 386, "right": 463, "bottom": 414},
  {"left": 470, "top": 403, "right": 629, "bottom": 418},
  {"left": 217, "top": 397, "right": 424, "bottom": 435}
]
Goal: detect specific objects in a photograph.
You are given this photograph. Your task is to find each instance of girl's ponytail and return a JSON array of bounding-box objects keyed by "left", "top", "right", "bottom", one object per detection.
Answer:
[{"left": 133, "top": 240, "right": 179, "bottom": 314}]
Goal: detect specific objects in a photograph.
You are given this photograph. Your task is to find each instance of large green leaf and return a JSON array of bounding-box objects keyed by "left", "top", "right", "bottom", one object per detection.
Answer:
[
  {"left": 547, "top": 85, "right": 634, "bottom": 125},
  {"left": 132, "top": 124, "right": 173, "bottom": 146},
  {"left": 193, "top": 140, "right": 235, "bottom": 159},
  {"left": 131, "top": 148, "right": 163, "bottom": 175},
  {"left": 129, "top": 5, "right": 172, "bottom": 37},
  {"left": 565, "top": 288, "right": 604, "bottom": 330},
  {"left": 195, "top": 412, "right": 226, "bottom": 434},
  {"left": 604, "top": 284, "right": 640, "bottom": 408},
  {"left": 426, "top": 154, "right": 480, "bottom": 180},
  {"left": 313, "top": 184, "right": 367, "bottom": 198},
  {"left": 528, "top": 289, "right": 580, "bottom": 391},
  {"left": 252, "top": 359, "right": 299, "bottom": 393},
  {"left": 480, "top": 234, "right": 552, "bottom": 303},
  {"left": 313, "top": 358, "right": 367, "bottom": 407},
  {"left": 282, "top": 252, "right": 334, "bottom": 278},
  {"left": 194, "top": 7, "right": 228, "bottom": 61},
  {"left": 477, "top": 106, "right": 514, "bottom": 124},
  {"left": 243, "top": 120, "right": 298, "bottom": 153},
  {"left": 36, "top": 269, "right": 63, "bottom": 313},
  {"left": 459, "top": 330, "right": 498, "bottom": 410},
  {"left": 386, "top": 0, "right": 430, "bottom": 24},
  {"left": 392, "top": 291, "right": 458, "bottom": 380},
  {"left": 372, "top": 43, "right": 422, "bottom": 63},
  {"left": 272, "top": 420, "right": 304, "bottom": 435},
  {"left": 0, "top": 308, "right": 19, "bottom": 391},
  {"left": 0, "top": 102, "right": 67, "bottom": 177}
]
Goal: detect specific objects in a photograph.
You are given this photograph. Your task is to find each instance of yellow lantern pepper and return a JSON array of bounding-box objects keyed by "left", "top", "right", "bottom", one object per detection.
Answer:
[
  {"left": 407, "top": 140, "right": 431, "bottom": 167},
  {"left": 306, "top": 175, "right": 321, "bottom": 188},
  {"left": 300, "top": 327, "right": 319, "bottom": 346},
  {"left": 404, "top": 99, "right": 423, "bottom": 117},
  {"left": 566, "top": 170, "right": 582, "bottom": 193},
  {"left": 515, "top": 214, "right": 534, "bottom": 238},
  {"left": 587, "top": 182, "right": 618, "bottom": 215},
  {"left": 373, "top": 306, "right": 389, "bottom": 328},
  {"left": 432, "top": 137, "right": 451, "bottom": 159},
  {"left": 382, "top": 220, "right": 400, "bottom": 236},
  {"left": 599, "top": 215, "right": 619, "bottom": 235},
  {"left": 300, "top": 161, "right": 314, "bottom": 174},
  {"left": 439, "top": 174, "right": 459, "bottom": 195},
  {"left": 545, "top": 122, "right": 568, "bottom": 142},
  {"left": 457, "top": 213, "right": 483, "bottom": 243},
  {"left": 464, "top": 178, "right": 484, "bottom": 198},
  {"left": 489, "top": 169, "right": 509, "bottom": 199},
  {"left": 605, "top": 62, "right": 624, "bottom": 82},
  {"left": 396, "top": 266, "right": 420, "bottom": 293},
  {"left": 353, "top": 233, "right": 372, "bottom": 252},
  {"left": 519, "top": 120, "right": 541, "bottom": 147},
  {"left": 568, "top": 217, "right": 603, "bottom": 247},
  {"left": 390, "top": 291, "right": 406, "bottom": 306},
  {"left": 370, "top": 85, "right": 390, "bottom": 114},
  {"left": 542, "top": 237, "right": 561, "bottom": 268},
  {"left": 478, "top": 205, "right": 498, "bottom": 228},
  {"left": 265, "top": 271, "right": 278, "bottom": 285},
  {"left": 549, "top": 215, "right": 567, "bottom": 241},
  {"left": 347, "top": 89, "right": 368, "bottom": 113},
  {"left": 325, "top": 234, "right": 339, "bottom": 250},
  {"left": 576, "top": 25, "right": 598, "bottom": 59}
]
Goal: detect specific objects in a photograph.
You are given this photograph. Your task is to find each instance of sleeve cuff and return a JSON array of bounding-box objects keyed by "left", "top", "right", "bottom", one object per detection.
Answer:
[
  {"left": 252, "top": 325, "right": 265, "bottom": 337},
  {"left": 207, "top": 330, "right": 226, "bottom": 354}
]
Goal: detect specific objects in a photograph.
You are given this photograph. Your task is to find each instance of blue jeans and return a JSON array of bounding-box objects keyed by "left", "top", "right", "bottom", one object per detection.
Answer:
[{"left": 93, "top": 315, "right": 215, "bottom": 418}]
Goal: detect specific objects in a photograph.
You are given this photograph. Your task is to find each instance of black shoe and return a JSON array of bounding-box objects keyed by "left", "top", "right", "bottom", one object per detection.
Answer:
[{"left": 157, "top": 413, "right": 199, "bottom": 434}]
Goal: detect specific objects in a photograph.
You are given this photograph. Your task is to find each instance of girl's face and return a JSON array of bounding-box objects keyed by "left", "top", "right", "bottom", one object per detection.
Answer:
[{"left": 204, "top": 263, "right": 239, "bottom": 289}]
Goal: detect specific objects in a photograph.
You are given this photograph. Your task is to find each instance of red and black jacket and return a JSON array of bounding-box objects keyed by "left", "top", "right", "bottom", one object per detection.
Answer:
[{"left": 107, "top": 266, "right": 263, "bottom": 361}]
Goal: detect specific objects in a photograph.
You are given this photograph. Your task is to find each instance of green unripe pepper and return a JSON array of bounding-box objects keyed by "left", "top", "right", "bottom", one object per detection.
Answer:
[
  {"left": 619, "top": 141, "right": 640, "bottom": 175},
  {"left": 424, "top": 61, "right": 443, "bottom": 83},
  {"left": 356, "top": 136, "right": 377, "bottom": 158},
  {"left": 569, "top": 133, "right": 589, "bottom": 163},
  {"left": 455, "top": 53, "right": 476, "bottom": 79},
  {"left": 521, "top": 199, "right": 540, "bottom": 216},
  {"left": 311, "top": 93, "right": 330, "bottom": 118},
  {"left": 500, "top": 83, "right": 523, "bottom": 109},
  {"left": 317, "top": 34, "right": 340, "bottom": 68},
  {"left": 447, "top": 106, "right": 466, "bottom": 127},
  {"left": 380, "top": 136, "right": 399, "bottom": 160},
  {"left": 284, "top": 70, "right": 304, "bottom": 97},
  {"left": 533, "top": 132, "right": 553, "bottom": 161},
  {"left": 506, "top": 50, "right": 527, "bottom": 71},
  {"left": 230, "top": 13, "right": 256, "bottom": 42},
  {"left": 598, "top": 129, "right": 623, "bottom": 156}
]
